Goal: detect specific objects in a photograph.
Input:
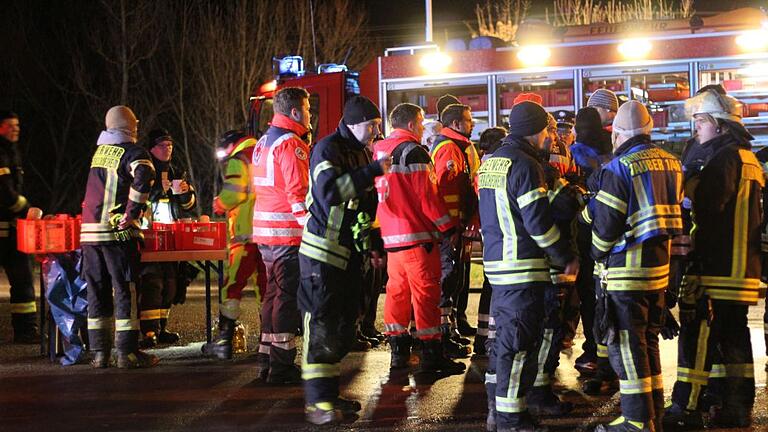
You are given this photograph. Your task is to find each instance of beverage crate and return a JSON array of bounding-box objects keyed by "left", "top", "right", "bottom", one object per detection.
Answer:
[
  {"left": 550, "top": 88, "right": 574, "bottom": 106},
  {"left": 173, "top": 221, "right": 227, "bottom": 250},
  {"left": 141, "top": 223, "right": 175, "bottom": 251},
  {"left": 17, "top": 216, "right": 81, "bottom": 254},
  {"left": 458, "top": 94, "right": 488, "bottom": 112}
]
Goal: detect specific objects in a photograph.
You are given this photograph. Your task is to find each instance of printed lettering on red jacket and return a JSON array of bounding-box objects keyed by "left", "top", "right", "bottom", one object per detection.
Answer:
[
  {"left": 375, "top": 129, "right": 455, "bottom": 249},
  {"left": 251, "top": 113, "right": 310, "bottom": 246}
]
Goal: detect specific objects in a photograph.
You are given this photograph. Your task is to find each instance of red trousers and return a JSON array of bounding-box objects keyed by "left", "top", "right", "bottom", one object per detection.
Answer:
[{"left": 384, "top": 243, "right": 441, "bottom": 341}]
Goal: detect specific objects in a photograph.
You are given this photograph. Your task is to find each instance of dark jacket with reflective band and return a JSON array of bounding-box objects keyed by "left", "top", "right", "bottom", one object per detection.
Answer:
[
  {"left": 81, "top": 142, "right": 155, "bottom": 244},
  {"left": 544, "top": 163, "right": 585, "bottom": 284},
  {"left": 754, "top": 146, "right": 768, "bottom": 256},
  {"left": 0, "top": 136, "right": 28, "bottom": 238},
  {"left": 589, "top": 135, "right": 683, "bottom": 292},
  {"left": 145, "top": 156, "right": 196, "bottom": 224},
  {"left": 301, "top": 122, "right": 382, "bottom": 270},
  {"left": 690, "top": 132, "right": 764, "bottom": 304},
  {"left": 479, "top": 136, "right": 574, "bottom": 290}
]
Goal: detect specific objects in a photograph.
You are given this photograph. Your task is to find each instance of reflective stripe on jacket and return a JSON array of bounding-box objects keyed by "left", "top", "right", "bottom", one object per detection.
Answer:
[
  {"left": 217, "top": 137, "right": 256, "bottom": 244},
  {"left": 431, "top": 127, "right": 478, "bottom": 225}
]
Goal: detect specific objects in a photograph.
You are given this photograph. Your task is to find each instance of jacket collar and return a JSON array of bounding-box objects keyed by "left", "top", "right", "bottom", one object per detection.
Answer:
[
  {"left": 337, "top": 121, "right": 366, "bottom": 150},
  {"left": 614, "top": 134, "right": 651, "bottom": 157},
  {"left": 386, "top": 128, "right": 420, "bottom": 145},
  {"left": 270, "top": 113, "right": 309, "bottom": 137},
  {"left": 439, "top": 127, "right": 471, "bottom": 149}
]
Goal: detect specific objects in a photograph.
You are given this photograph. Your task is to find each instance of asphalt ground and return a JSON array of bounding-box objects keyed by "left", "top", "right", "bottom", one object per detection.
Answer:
[{"left": 1, "top": 278, "right": 767, "bottom": 431}]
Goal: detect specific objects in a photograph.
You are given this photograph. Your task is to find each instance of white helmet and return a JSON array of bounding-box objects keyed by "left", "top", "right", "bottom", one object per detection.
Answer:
[{"left": 685, "top": 90, "right": 743, "bottom": 123}]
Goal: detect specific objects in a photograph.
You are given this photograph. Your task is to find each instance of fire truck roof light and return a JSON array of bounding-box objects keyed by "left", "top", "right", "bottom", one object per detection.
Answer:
[
  {"left": 419, "top": 52, "right": 452, "bottom": 74},
  {"left": 736, "top": 29, "right": 768, "bottom": 52},
  {"left": 618, "top": 38, "right": 652, "bottom": 60},
  {"left": 260, "top": 80, "right": 277, "bottom": 94},
  {"left": 517, "top": 46, "right": 551, "bottom": 67}
]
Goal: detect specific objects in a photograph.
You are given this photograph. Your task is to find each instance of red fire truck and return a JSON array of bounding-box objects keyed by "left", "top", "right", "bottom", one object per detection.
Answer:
[{"left": 249, "top": 7, "right": 768, "bottom": 152}]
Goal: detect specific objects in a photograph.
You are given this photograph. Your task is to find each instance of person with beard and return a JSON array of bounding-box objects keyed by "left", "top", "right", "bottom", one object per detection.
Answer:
[
  {"left": 0, "top": 111, "right": 37, "bottom": 343},
  {"left": 664, "top": 90, "right": 763, "bottom": 429},
  {"left": 138, "top": 128, "right": 196, "bottom": 348},
  {"left": 479, "top": 101, "right": 579, "bottom": 431}
]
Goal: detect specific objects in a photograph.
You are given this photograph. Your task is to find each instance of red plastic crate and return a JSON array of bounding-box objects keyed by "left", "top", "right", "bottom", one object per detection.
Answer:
[
  {"left": 723, "top": 80, "right": 743, "bottom": 91},
  {"left": 17, "top": 216, "right": 81, "bottom": 254},
  {"left": 550, "top": 89, "right": 574, "bottom": 106},
  {"left": 142, "top": 223, "right": 175, "bottom": 251},
  {"left": 651, "top": 110, "right": 668, "bottom": 128},
  {"left": 425, "top": 95, "right": 439, "bottom": 114},
  {"left": 173, "top": 222, "right": 227, "bottom": 250},
  {"left": 458, "top": 94, "right": 488, "bottom": 112}
]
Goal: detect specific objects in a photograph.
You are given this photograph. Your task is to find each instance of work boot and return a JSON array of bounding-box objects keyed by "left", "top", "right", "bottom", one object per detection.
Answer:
[
  {"left": 594, "top": 417, "right": 652, "bottom": 432},
  {"left": 204, "top": 314, "right": 236, "bottom": 360},
  {"left": 574, "top": 353, "right": 597, "bottom": 376},
  {"left": 662, "top": 403, "right": 703, "bottom": 430},
  {"left": 350, "top": 336, "right": 371, "bottom": 352},
  {"left": 266, "top": 364, "right": 302, "bottom": 385},
  {"left": 90, "top": 350, "right": 111, "bottom": 369},
  {"left": 360, "top": 325, "right": 385, "bottom": 342},
  {"left": 474, "top": 335, "right": 488, "bottom": 357},
  {"left": 420, "top": 339, "right": 466, "bottom": 375},
  {"left": 335, "top": 397, "right": 362, "bottom": 415},
  {"left": 441, "top": 325, "right": 471, "bottom": 359},
  {"left": 358, "top": 330, "right": 380, "bottom": 348},
  {"left": 497, "top": 421, "right": 549, "bottom": 432},
  {"left": 158, "top": 318, "right": 180, "bottom": 344},
  {"left": 451, "top": 329, "right": 472, "bottom": 346},
  {"left": 389, "top": 334, "right": 411, "bottom": 369},
  {"left": 305, "top": 402, "right": 343, "bottom": 425},
  {"left": 457, "top": 319, "right": 477, "bottom": 336},
  {"left": 582, "top": 377, "right": 619, "bottom": 396},
  {"left": 12, "top": 313, "right": 40, "bottom": 344},
  {"left": 253, "top": 352, "right": 270, "bottom": 381},
  {"left": 139, "top": 331, "right": 158, "bottom": 349},
  {"left": 486, "top": 375, "right": 497, "bottom": 432},
  {"left": 117, "top": 350, "right": 160, "bottom": 369},
  {"left": 527, "top": 389, "right": 573, "bottom": 416}
]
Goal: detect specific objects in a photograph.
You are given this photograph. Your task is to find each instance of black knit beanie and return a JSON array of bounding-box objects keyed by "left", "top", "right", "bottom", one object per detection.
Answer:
[
  {"left": 507, "top": 101, "right": 548, "bottom": 137},
  {"left": 343, "top": 96, "right": 381, "bottom": 126},
  {"left": 146, "top": 128, "right": 173, "bottom": 149}
]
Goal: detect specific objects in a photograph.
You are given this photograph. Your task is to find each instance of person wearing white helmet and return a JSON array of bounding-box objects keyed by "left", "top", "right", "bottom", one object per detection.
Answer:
[{"left": 664, "top": 89, "right": 763, "bottom": 429}]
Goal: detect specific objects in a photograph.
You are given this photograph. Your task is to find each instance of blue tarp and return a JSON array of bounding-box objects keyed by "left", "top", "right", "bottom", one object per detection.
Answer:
[{"left": 43, "top": 252, "right": 87, "bottom": 366}]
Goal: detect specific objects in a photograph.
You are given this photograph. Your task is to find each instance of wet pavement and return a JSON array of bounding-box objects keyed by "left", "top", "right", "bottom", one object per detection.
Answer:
[{"left": 1, "top": 283, "right": 767, "bottom": 431}]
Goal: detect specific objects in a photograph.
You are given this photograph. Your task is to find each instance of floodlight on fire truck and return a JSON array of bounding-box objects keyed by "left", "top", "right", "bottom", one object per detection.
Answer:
[
  {"left": 259, "top": 80, "right": 277, "bottom": 94},
  {"left": 736, "top": 29, "right": 768, "bottom": 52},
  {"left": 419, "top": 52, "right": 452, "bottom": 74},
  {"left": 618, "top": 38, "right": 652, "bottom": 60},
  {"left": 516, "top": 45, "right": 551, "bottom": 67}
]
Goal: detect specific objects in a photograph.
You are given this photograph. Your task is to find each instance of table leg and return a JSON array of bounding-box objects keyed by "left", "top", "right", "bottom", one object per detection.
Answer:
[
  {"left": 39, "top": 261, "right": 45, "bottom": 357},
  {"left": 205, "top": 260, "right": 212, "bottom": 343}
]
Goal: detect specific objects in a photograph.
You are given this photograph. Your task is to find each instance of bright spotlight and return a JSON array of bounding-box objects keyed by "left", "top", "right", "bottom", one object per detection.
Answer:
[
  {"left": 736, "top": 29, "right": 768, "bottom": 52},
  {"left": 618, "top": 38, "right": 652, "bottom": 60},
  {"left": 419, "top": 52, "right": 452, "bottom": 74},
  {"left": 516, "top": 46, "right": 551, "bottom": 67}
]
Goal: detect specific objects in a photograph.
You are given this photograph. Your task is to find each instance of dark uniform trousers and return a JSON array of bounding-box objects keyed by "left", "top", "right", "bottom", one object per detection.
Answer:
[
  {"left": 529, "top": 282, "right": 567, "bottom": 401},
  {"left": 574, "top": 222, "right": 597, "bottom": 360},
  {"left": 139, "top": 262, "right": 177, "bottom": 335},
  {"left": 438, "top": 238, "right": 462, "bottom": 328},
  {"left": 3, "top": 229, "right": 36, "bottom": 325},
  {"left": 83, "top": 241, "right": 141, "bottom": 353},
  {"left": 606, "top": 290, "right": 665, "bottom": 424},
  {"left": 477, "top": 274, "right": 492, "bottom": 339},
  {"left": 490, "top": 285, "right": 545, "bottom": 428},
  {"left": 299, "top": 253, "right": 363, "bottom": 406},
  {"left": 258, "top": 244, "right": 301, "bottom": 372},
  {"left": 671, "top": 298, "right": 755, "bottom": 415},
  {"left": 594, "top": 277, "right": 618, "bottom": 381}
]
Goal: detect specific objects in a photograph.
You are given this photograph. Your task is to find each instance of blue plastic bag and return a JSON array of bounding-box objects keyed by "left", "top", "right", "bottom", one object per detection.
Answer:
[{"left": 43, "top": 251, "right": 88, "bottom": 366}]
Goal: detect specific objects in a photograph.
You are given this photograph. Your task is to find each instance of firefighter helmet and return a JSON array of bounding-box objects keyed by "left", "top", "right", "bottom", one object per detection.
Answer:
[
  {"left": 685, "top": 89, "right": 743, "bottom": 123},
  {"left": 217, "top": 129, "right": 247, "bottom": 160}
]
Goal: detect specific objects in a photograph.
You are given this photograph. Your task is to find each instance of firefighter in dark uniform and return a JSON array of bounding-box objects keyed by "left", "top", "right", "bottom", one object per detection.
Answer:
[
  {"left": 757, "top": 145, "right": 768, "bottom": 377},
  {"left": 138, "top": 128, "right": 196, "bottom": 348},
  {"left": 587, "top": 101, "right": 682, "bottom": 432},
  {"left": 665, "top": 90, "right": 763, "bottom": 429},
  {"left": 80, "top": 106, "right": 158, "bottom": 368},
  {"left": 0, "top": 111, "right": 38, "bottom": 343},
  {"left": 299, "top": 96, "right": 390, "bottom": 425},
  {"left": 479, "top": 101, "right": 578, "bottom": 432}
]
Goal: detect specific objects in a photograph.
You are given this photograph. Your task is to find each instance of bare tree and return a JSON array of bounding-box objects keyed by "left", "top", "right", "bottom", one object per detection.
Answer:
[{"left": 465, "top": 0, "right": 531, "bottom": 43}]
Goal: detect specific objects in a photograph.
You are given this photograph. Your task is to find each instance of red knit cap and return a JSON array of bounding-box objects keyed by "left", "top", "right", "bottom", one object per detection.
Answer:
[{"left": 513, "top": 93, "right": 543, "bottom": 106}]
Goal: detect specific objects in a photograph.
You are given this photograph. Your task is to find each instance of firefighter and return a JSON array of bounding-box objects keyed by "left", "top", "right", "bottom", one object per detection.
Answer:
[
  {"left": 587, "top": 88, "right": 619, "bottom": 130},
  {"left": 208, "top": 129, "right": 267, "bottom": 361},
  {"left": 757, "top": 145, "right": 768, "bottom": 376},
  {"left": 80, "top": 105, "right": 158, "bottom": 369},
  {"left": 0, "top": 111, "right": 37, "bottom": 343},
  {"left": 588, "top": 101, "right": 683, "bottom": 432},
  {"left": 431, "top": 103, "right": 478, "bottom": 357},
  {"left": 374, "top": 102, "right": 464, "bottom": 374},
  {"left": 251, "top": 87, "right": 311, "bottom": 384},
  {"left": 665, "top": 90, "right": 763, "bottom": 429},
  {"left": 299, "top": 95, "right": 390, "bottom": 425},
  {"left": 479, "top": 101, "right": 579, "bottom": 432},
  {"left": 473, "top": 126, "right": 507, "bottom": 357},
  {"left": 138, "top": 128, "right": 196, "bottom": 349}
]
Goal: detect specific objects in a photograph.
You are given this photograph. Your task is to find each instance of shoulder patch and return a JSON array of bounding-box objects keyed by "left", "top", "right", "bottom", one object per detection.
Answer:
[
  {"left": 295, "top": 147, "right": 308, "bottom": 161},
  {"left": 446, "top": 159, "right": 456, "bottom": 172}
]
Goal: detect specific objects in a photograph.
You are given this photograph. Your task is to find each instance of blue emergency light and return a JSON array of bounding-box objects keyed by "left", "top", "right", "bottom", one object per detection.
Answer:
[{"left": 274, "top": 56, "right": 305, "bottom": 79}]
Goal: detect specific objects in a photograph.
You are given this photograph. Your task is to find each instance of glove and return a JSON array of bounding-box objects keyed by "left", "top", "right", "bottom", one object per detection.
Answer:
[
  {"left": 660, "top": 308, "right": 680, "bottom": 340},
  {"left": 108, "top": 213, "right": 138, "bottom": 242},
  {"left": 679, "top": 274, "right": 704, "bottom": 306},
  {"left": 351, "top": 212, "right": 372, "bottom": 252}
]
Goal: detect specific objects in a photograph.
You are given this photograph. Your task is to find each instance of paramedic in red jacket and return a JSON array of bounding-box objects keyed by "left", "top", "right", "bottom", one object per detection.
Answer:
[{"left": 375, "top": 103, "right": 465, "bottom": 375}]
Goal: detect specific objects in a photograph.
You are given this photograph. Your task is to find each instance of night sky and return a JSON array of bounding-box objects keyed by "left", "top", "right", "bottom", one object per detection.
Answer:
[{"left": 365, "top": 0, "right": 764, "bottom": 47}]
